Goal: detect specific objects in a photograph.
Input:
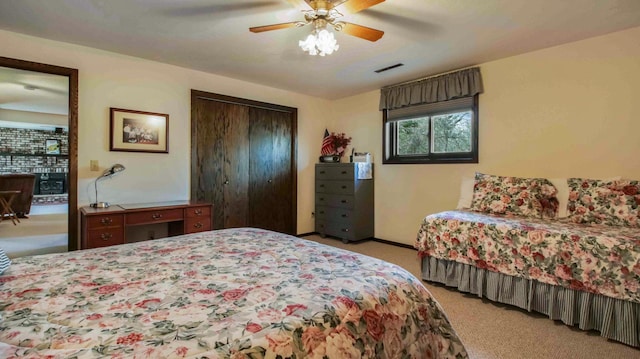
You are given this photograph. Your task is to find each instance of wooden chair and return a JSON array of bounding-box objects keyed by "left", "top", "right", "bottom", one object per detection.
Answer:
[{"left": 0, "top": 174, "right": 36, "bottom": 218}]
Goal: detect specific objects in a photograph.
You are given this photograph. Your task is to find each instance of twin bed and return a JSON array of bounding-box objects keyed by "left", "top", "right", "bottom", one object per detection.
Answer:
[
  {"left": 0, "top": 227, "right": 467, "bottom": 358},
  {"left": 415, "top": 174, "right": 640, "bottom": 348}
]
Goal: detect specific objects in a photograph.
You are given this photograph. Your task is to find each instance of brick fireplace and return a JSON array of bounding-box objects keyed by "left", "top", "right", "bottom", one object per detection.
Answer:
[{"left": 0, "top": 127, "right": 69, "bottom": 205}]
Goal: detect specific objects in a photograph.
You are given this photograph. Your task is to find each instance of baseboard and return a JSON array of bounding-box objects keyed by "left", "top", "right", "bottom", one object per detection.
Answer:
[
  {"left": 371, "top": 237, "right": 417, "bottom": 251},
  {"left": 296, "top": 232, "right": 316, "bottom": 237},
  {"left": 298, "top": 232, "right": 416, "bottom": 251}
]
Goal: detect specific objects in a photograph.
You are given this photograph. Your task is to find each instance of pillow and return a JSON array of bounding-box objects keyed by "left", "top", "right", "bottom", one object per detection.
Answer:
[
  {"left": 549, "top": 176, "right": 621, "bottom": 218},
  {"left": 0, "top": 248, "right": 11, "bottom": 274},
  {"left": 456, "top": 176, "right": 475, "bottom": 209},
  {"left": 470, "top": 172, "right": 558, "bottom": 218},
  {"left": 566, "top": 178, "right": 640, "bottom": 227}
]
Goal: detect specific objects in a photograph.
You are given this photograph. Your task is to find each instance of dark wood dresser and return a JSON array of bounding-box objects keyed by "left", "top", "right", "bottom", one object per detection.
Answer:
[{"left": 80, "top": 201, "right": 212, "bottom": 249}]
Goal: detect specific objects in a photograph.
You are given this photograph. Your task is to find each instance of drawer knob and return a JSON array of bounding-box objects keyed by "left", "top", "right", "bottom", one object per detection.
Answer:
[
  {"left": 341, "top": 171, "right": 347, "bottom": 174},
  {"left": 319, "top": 211, "right": 325, "bottom": 214},
  {"left": 224, "top": 180, "right": 229, "bottom": 185},
  {"left": 194, "top": 222, "right": 203, "bottom": 229},
  {"left": 341, "top": 185, "right": 347, "bottom": 189},
  {"left": 319, "top": 171, "right": 325, "bottom": 174},
  {"left": 341, "top": 199, "right": 348, "bottom": 203},
  {"left": 194, "top": 209, "right": 202, "bottom": 215},
  {"left": 341, "top": 228, "right": 350, "bottom": 232},
  {"left": 341, "top": 214, "right": 349, "bottom": 218},
  {"left": 268, "top": 179, "right": 273, "bottom": 183},
  {"left": 319, "top": 184, "right": 325, "bottom": 187},
  {"left": 100, "top": 233, "right": 112, "bottom": 240},
  {"left": 100, "top": 217, "right": 112, "bottom": 225},
  {"left": 152, "top": 213, "right": 163, "bottom": 220}
]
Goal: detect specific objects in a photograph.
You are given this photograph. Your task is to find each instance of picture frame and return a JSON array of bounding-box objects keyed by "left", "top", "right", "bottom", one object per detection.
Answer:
[
  {"left": 45, "top": 139, "right": 61, "bottom": 154},
  {"left": 110, "top": 108, "right": 169, "bottom": 153}
]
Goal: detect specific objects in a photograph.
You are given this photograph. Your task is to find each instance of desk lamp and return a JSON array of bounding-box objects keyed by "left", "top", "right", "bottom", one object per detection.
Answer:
[{"left": 90, "top": 164, "right": 125, "bottom": 208}]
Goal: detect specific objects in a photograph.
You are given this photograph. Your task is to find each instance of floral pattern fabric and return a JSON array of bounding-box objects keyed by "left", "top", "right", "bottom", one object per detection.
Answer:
[
  {"left": 0, "top": 228, "right": 468, "bottom": 359},
  {"left": 470, "top": 173, "right": 559, "bottom": 219},
  {"left": 415, "top": 210, "right": 640, "bottom": 303},
  {"left": 567, "top": 178, "right": 640, "bottom": 227}
]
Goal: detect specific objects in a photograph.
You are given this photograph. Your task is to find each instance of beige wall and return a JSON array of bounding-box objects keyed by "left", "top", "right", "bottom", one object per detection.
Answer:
[
  {"left": 0, "top": 29, "right": 330, "bottom": 234},
  {"left": 3, "top": 25, "right": 639, "bottom": 242},
  {"left": 331, "top": 26, "right": 640, "bottom": 245}
]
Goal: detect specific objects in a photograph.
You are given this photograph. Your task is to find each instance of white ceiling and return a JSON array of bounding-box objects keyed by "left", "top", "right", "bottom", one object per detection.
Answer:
[
  {"left": 0, "top": 67, "right": 68, "bottom": 114},
  {"left": 0, "top": 0, "right": 640, "bottom": 100}
]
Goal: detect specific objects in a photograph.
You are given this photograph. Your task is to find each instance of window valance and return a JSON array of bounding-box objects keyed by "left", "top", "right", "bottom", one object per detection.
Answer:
[{"left": 379, "top": 67, "right": 483, "bottom": 111}]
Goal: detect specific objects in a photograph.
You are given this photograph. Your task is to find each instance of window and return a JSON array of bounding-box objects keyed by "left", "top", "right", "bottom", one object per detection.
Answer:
[{"left": 383, "top": 95, "right": 478, "bottom": 164}]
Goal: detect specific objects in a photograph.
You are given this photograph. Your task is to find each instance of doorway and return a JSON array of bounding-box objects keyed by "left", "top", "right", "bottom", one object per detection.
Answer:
[{"left": 0, "top": 56, "right": 78, "bottom": 254}]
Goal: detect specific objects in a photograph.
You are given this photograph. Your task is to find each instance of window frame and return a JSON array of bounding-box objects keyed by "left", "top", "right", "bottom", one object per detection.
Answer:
[{"left": 383, "top": 94, "right": 479, "bottom": 164}]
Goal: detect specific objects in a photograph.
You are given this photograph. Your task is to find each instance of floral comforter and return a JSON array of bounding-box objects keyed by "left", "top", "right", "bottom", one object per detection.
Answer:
[
  {"left": 0, "top": 228, "right": 467, "bottom": 358},
  {"left": 415, "top": 210, "right": 640, "bottom": 303}
]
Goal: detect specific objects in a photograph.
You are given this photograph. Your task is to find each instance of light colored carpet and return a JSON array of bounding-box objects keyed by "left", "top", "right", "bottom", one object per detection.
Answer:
[
  {"left": 303, "top": 235, "right": 639, "bottom": 359},
  {"left": 0, "top": 212, "right": 68, "bottom": 258}
]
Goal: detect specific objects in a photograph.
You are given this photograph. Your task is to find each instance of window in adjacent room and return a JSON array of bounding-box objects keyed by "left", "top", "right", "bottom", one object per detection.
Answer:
[{"left": 383, "top": 95, "right": 478, "bottom": 164}]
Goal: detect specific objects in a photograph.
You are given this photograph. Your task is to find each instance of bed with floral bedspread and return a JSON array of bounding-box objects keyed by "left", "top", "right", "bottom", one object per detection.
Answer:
[
  {"left": 0, "top": 227, "right": 467, "bottom": 358},
  {"left": 415, "top": 210, "right": 640, "bottom": 347}
]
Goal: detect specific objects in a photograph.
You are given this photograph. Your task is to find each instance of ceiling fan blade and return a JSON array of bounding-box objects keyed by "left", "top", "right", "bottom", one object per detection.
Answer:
[
  {"left": 333, "top": 0, "right": 385, "bottom": 14},
  {"left": 338, "top": 22, "right": 384, "bottom": 41},
  {"left": 249, "top": 22, "right": 301, "bottom": 33},
  {"left": 285, "top": 0, "right": 313, "bottom": 10}
]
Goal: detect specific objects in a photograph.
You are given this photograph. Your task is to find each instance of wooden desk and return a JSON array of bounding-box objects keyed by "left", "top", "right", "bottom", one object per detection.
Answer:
[
  {"left": 80, "top": 201, "right": 212, "bottom": 249},
  {"left": 0, "top": 190, "right": 21, "bottom": 225}
]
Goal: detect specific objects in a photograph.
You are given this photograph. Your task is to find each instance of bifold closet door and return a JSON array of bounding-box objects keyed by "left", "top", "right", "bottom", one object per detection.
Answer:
[
  {"left": 191, "top": 98, "right": 249, "bottom": 229},
  {"left": 249, "top": 107, "right": 294, "bottom": 234},
  {"left": 192, "top": 90, "right": 297, "bottom": 235}
]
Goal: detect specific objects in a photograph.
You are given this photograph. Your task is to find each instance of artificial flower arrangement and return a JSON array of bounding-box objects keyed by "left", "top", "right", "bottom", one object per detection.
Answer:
[
  {"left": 327, "top": 132, "right": 352, "bottom": 157},
  {"left": 320, "top": 130, "right": 352, "bottom": 162}
]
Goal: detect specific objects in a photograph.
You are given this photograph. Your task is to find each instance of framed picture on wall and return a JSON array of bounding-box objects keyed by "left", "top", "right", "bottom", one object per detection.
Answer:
[
  {"left": 110, "top": 108, "right": 169, "bottom": 153},
  {"left": 45, "top": 139, "right": 61, "bottom": 154}
]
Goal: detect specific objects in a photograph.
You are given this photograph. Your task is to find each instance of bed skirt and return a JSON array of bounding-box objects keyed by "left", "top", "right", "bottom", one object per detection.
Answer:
[{"left": 421, "top": 256, "right": 640, "bottom": 348}]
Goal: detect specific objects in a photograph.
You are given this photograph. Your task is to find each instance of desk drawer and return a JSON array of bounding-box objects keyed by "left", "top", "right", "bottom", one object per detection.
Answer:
[
  {"left": 126, "top": 208, "right": 183, "bottom": 225},
  {"left": 185, "top": 205, "right": 211, "bottom": 218},
  {"left": 185, "top": 217, "right": 211, "bottom": 234},
  {"left": 86, "top": 228, "right": 124, "bottom": 248},
  {"left": 86, "top": 214, "right": 124, "bottom": 229}
]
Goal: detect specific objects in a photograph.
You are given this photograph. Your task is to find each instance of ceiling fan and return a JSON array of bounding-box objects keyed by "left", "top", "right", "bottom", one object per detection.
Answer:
[{"left": 249, "top": 0, "right": 385, "bottom": 55}]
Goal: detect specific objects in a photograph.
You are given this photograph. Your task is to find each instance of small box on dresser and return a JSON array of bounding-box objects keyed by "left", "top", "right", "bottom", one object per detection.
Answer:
[{"left": 315, "top": 163, "right": 374, "bottom": 243}]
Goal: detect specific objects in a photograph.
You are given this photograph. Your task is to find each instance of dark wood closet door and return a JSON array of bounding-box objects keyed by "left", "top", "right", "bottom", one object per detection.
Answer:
[
  {"left": 191, "top": 90, "right": 297, "bottom": 235},
  {"left": 191, "top": 97, "right": 249, "bottom": 229},
  {"left": 249, "top": 107, "right": 294, "bottom": 234}
]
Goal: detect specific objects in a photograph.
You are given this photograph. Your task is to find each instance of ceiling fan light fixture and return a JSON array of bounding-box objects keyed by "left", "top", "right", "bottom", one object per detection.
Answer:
[{"left": 298, "top": 29, "right": 339, "bottom": 56}]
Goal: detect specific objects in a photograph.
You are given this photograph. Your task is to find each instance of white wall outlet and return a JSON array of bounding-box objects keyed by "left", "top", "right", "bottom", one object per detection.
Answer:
[{"left": 90, "top": 160, "right": 99, "bottom": 171}]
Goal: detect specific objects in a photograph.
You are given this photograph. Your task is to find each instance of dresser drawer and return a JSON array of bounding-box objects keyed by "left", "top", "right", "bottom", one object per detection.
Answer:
[
  {"left": 316, "top": 166, "right": 354, "bottom": 180},
  {"left": 185, "top": 205, "right": 211, "bottom": 218},
  {"left": 315, "top": 206, "right": 355, "bottom": 224},
  {"left": 85, "top": 214, "right": 124, "bottom": 229},
  {"left": 185, "top": 217, "right": 211, "bottom": 233},
  {"left": 126, "top": 208, "right": 183, "bottom": 225},
  {"left": 315, "top": 221, "right": 355, "bottom": 241},
  {"left": 86, "top": 228, "right": 125, "bottom": 248},
  {"left": 315, "top": 193, "right": 355, "bottom": 209},
  {"left": 316, "top": 180, "right": 354, "bottom": 195}
]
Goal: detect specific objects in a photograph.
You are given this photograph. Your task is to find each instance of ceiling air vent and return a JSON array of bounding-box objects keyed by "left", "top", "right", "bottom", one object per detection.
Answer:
[{"left": 374, "top": 63, "right": 404, "bottom": 73}]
